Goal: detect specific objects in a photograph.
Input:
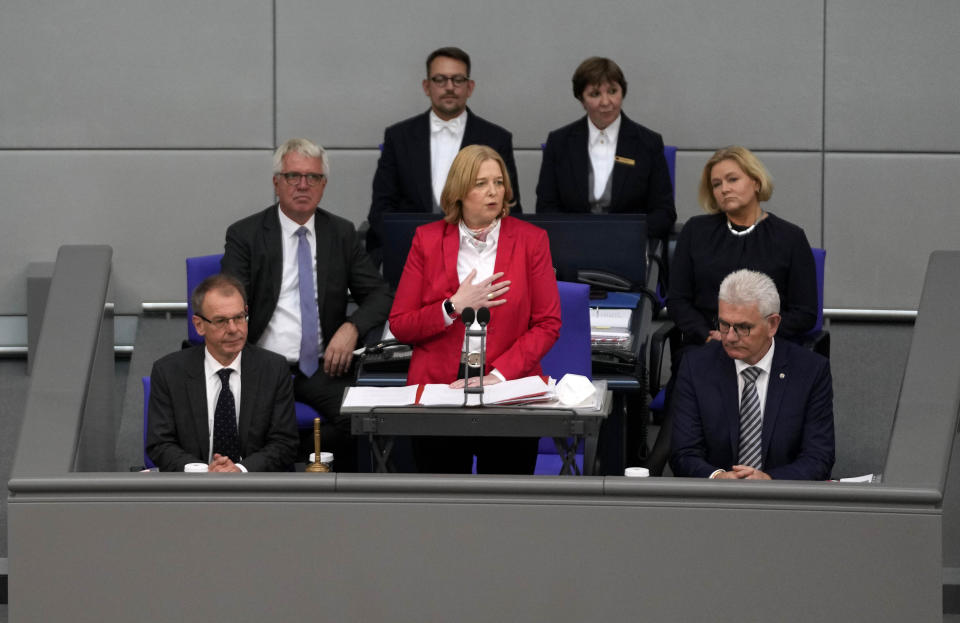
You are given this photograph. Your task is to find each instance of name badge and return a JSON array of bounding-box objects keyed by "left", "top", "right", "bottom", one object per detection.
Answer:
[{"left": 615, "top": 156, "right": 635, "bottom": 166}]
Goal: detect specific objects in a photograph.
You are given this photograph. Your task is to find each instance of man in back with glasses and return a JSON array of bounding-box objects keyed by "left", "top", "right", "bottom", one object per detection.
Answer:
[
  {"left": 147, "top": 273, "right": 299, "bottom": 472},
  {"left": 221, "top": 138, "right": 392, "bottom": 471},
  {"left": 670, "top": 269, "right": 835, "bottom": 480},
  {"left": 366, "top": 46, "right": 522, "bottom": 256}
]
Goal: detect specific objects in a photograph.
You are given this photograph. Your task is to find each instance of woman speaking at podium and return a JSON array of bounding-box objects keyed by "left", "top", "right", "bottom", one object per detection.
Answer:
[{"left": 389, "top": 144, "right": 561, "bottom": 474}]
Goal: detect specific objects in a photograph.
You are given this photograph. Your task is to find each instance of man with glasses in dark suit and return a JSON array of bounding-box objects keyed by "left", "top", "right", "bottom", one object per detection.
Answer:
[
  {"left": 221, "top": 138, "right": 392, "bottom": 471},
  {"left": 366, "top": 46, "right": 522, "bottom": 256},
  {"left": 146, "top": 274, "right": 299, "bottom": 472},
  {"left": 670, "top": 269, "right": 835, "bottom": 480}
]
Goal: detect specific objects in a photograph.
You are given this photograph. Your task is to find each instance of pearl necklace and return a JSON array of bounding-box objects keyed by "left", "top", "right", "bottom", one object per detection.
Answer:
[{"left": 726, "top": 211, "right": 764, "bottom": 237}]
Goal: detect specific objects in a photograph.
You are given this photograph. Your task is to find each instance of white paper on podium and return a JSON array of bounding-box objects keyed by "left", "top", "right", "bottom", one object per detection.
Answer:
[
  {"left": 418, "top": 376, "right": 552, "bottom": 407},
  {"left": 342, "top": 385, "right": 419, "bottom": 408}
]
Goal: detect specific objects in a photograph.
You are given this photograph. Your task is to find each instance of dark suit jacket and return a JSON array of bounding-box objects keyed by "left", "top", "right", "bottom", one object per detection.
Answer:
[
  {"left": 535, "top": 112, "right": 676, "bottom": 239},
  {"left": 146, "top": 344, "right": 298, "bottom": 472},
  {"left": 367, "top": 107, "right": 522, "bottom": 250},
  {"left": 221, "top": 205, "right": 392, "bottom": 348},
  {"left": 670, "top": 338, "right": 835, "bottom": 480},
  {"left": 389, "top": 216, "right": 560, "bottom": 384}
]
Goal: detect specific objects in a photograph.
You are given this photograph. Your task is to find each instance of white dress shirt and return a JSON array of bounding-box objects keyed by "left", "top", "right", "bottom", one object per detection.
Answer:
[
  {"left": 441, "top": 219, "right": 505, "bottom": 381},
  {"left": 734, "top": 339, "right": 776, "bottom": 421},
  {"left": 430, "top": 109, "right": 468, "bottom": 209},
  {"left": 587, "top": 113, "right": 621, "bottom": 200},
  {"left": 257, "top": 207, "right": 324, "bottom": 362},
  {"left": 203, "top": 348, "right": 247, "bottom": 471}
]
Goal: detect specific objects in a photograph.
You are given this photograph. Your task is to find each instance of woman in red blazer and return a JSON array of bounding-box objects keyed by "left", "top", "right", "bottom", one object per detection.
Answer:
[{"left": 389, "top": 144, "right": 561, "bottom": 474}]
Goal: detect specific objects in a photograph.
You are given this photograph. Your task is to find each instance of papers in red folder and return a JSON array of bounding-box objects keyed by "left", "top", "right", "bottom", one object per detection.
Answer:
[{"left": 342, "top": 376, "right": 554, "bottom": 408}]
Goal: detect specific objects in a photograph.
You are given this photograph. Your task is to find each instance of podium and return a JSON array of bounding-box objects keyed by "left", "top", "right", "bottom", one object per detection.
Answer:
[{"left": 345, "top": 385, "right": 612, "bottom": 475}]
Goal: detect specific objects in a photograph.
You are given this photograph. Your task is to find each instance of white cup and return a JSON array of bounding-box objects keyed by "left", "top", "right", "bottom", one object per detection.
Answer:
[
  {"left": 624, "top": 467, "right": 650, "bottom": 478},
  {"left": 184, "top": 463, "right": 208, "bottom": 473}
]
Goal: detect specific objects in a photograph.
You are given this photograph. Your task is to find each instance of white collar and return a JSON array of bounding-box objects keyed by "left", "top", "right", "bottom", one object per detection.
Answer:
[
  {"left": 734, "top": 338, "right": 775, "bottom": 377},
  {"left": 204, "top": 347, "right": 242, "bottom": 379},
  {"left": 459, "top": 218, "right": 501, "bottom": 246},
  {"left": 277, "top": 206, "right": 315, "bottom": 238},
  {"left": 588, "top": 114, "right": 621, "bottom": 148},
  {"left": 429, "top": 109, "right": 468, "bottom": 134}
]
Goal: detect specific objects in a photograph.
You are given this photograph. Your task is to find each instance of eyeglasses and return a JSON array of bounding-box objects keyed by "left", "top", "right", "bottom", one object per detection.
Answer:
[
  {"left": 278, "top": 172, "right": 326, "bottom": 187},
  {"left": 717, "top": 320, "right": 755, "bottom": 337},
  {"left": 429, "top": 74, "right": 470, "bottom": 87},
  {"left": 196, "top": 313, "right": 248, "bottom": 329}
]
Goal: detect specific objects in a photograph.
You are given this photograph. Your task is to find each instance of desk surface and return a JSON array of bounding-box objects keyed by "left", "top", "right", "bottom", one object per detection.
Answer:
[{"left": 346, "top": 384, "right": 612, "bottom": 438}]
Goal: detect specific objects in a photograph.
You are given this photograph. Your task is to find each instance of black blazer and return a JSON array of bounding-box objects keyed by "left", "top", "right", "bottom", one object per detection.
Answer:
[
  {"left": 146, "top": 344, "right": 299, "bottom": 472},
  {"left": 222, "top": 205, "right": 393, "bottom": 347},
  {"left": 367, "top": 107, "right": 521, "bottom": 250},
  {"left": 670, "top": 339, "right": 835, "bottom": 480},
  {"left": 535, "top": 112, "right": 676, "bottom": 239}
]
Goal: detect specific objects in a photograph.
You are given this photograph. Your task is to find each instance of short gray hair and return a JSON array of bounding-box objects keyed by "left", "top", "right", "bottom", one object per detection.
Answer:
[
  {"left": 272, "top": 138, "right": 329, "bottom": 177},
  {"left": 718, "top": 269, "right": 780, "bottom": 317}
]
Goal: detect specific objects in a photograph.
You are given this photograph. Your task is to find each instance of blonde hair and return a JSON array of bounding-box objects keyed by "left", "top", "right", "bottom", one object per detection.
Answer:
[
  {"left": 698, "top": 146, "right": 773, "bottom": 214},
  {"left": 440, "top": 144, "right": 515, "bottom": 224}
]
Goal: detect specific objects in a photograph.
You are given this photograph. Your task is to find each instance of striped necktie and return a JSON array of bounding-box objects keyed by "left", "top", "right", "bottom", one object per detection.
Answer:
[{"left": 737, "top": 366, "right": 763, "bottom": 469}]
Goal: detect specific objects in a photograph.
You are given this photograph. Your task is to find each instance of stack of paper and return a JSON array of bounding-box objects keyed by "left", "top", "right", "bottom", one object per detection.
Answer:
[
  {"left": 420, "top": 376, "right": 554, "bottom": 407},
  {"left": 342, "top": 385, "right": 419, "bottom": 408},
  {"left": 342, "top": 376, "right": 555, "bottom": 408},
  {"left": 590, "top": 308, "right": 632, "bottom": 345}
]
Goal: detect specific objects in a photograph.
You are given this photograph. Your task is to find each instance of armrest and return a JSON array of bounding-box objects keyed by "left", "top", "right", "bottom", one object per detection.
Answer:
[{"left": 648, "top": 321, "right": 679, "bottom": 399}]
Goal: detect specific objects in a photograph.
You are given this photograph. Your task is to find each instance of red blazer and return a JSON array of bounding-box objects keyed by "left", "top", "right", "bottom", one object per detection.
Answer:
[{"left": 389, "top": 216, "right": 561, "bottom": 385}]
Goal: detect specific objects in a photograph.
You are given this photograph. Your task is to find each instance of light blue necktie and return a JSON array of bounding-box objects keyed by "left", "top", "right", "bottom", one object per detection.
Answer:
[{"left": 295, "top": 227, "right": 319, "bottom": 377}]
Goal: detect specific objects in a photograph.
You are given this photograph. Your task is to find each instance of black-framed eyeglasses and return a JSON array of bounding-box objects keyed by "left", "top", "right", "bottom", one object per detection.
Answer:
[
  {"left": 278, "top": 172, "right": 326, "bottom": 187},
  {"left": 717, "top": 320, "right": 755, "bottom": 337},
  {"left": 429, "top": 74, "right": 470, "bottom": 87},
  {"left": 717, "top": 314, "right": 774, "bottom": 338},
  {"left": 195, "top": 313, "right": 248, "bottom": 329}
]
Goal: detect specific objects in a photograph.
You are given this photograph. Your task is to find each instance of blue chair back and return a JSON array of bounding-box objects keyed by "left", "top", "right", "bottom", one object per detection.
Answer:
[
  {"left": 142, "top": 376, "right": 155, "bottom": 469},
  {"left": 535, "top": 281, "right": 591, "bottom": 473},
  {"left": 186, "top": 253, "right": 225, "bottom": 345},
  {"left": 185, "top": 253, "right": 321, "bottom": 429},
  {"left": 540, "top": 281, "right": 592, "bottom": 380},
  {"left": 663, "top": 145, "right": 677, "bottom": 199},
  {"left": 810, "top": 248, "right": 825, "bottom": 334}
]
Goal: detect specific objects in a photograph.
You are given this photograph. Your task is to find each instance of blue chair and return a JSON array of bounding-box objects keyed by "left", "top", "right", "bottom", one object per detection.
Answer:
[
  {"left": 663, "top": 145, "right": 677, "bottom": 200},
  {"left": 185, "top": 254, "right": 322, "bottom": 430},
  {"left": 186, "top": 253, "right": 225, "bottom": 346},
  {"left": 803, "top": 248, "right": 830, "bottom": 358},
  {"left": 142, "top": 376, "right": 155, "bottom": 469},
  {"left": 534, "top": 281, "right": 592, "bottom": 475}
]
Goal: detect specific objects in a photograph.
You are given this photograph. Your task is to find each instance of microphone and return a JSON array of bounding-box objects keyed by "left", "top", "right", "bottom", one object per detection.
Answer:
[
  {"left": 460, "top": 307, "right": 476, "bottom": 326},
  {"left": 476, "top": 306, "right": 490, "bottom": 327}
]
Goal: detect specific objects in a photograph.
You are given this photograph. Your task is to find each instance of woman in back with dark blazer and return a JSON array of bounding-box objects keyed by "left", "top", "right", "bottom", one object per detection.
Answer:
[
  {"left": 667, "top": 146, "right": 817, "bottom": 346},
  {"left": 535, "top": 57, "right": 676, "bottom": 239}
]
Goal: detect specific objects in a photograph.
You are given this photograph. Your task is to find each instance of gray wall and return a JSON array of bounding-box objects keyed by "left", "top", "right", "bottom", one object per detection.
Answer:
[{"left": 1, "top": 0, "right": 959, "bottom": 313}]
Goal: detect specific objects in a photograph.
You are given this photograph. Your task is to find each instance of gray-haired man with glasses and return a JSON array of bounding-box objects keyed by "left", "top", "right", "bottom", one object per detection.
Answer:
[
  {"left": 366, "top": 46, "right": 522, "bottom": 255},
  {"left": 146, "top": 274, "right": 299, "bottom": 472},
  {"left": 221, "top": 138, "right": 392, "bottom": 471},
  {"left": 670, "top": 269, "right": 835, "bottom": 481}
]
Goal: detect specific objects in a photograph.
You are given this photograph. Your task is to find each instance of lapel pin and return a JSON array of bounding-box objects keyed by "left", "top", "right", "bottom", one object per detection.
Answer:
[{"left": 779, "top": 373, "right": 785, "bottom": 379}]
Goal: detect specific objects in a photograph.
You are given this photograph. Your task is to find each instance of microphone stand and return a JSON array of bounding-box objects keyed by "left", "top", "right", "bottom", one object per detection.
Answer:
[{"left": 461, "top": 307, "right": 488, "bottom": 407}]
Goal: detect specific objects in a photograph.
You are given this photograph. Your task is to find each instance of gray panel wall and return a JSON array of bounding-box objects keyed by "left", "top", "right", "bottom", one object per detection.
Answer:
[{"left": 1, "top": 0, "right": 959, "bottom": 312}]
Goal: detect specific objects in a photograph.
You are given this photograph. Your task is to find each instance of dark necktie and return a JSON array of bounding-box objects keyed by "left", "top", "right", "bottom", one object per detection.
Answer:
[
  {"left": 737, "top": 366, "right": 763, "bottom": 469},
  {"left": 295, "top": 226, "right": 320, "bottom": 377},
  {"left": 212, "top": 368, "right": 241, "bottom": 463}
]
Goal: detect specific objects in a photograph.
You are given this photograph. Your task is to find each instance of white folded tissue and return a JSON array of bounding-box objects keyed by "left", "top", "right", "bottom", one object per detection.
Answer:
[{"left": 556, "top": 374, "right": 597, "bottom": 407}]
